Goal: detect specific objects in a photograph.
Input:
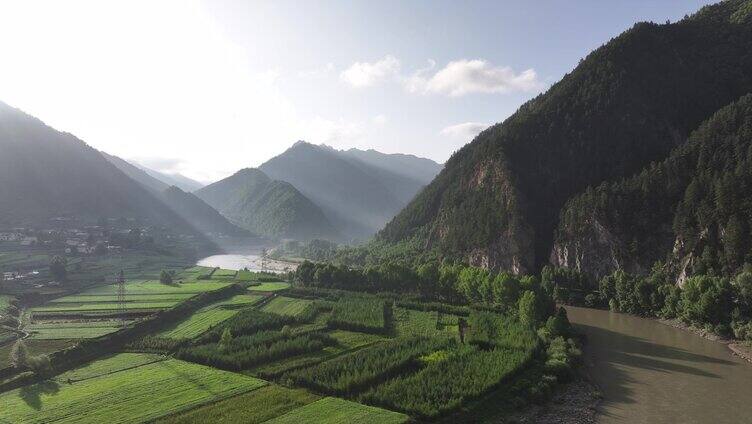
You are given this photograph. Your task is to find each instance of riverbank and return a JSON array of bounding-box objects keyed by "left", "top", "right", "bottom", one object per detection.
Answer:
[
  {"left": 503, "top": 374, "right": 601, "bottom": 424},
  {"left": 658, "top": 317, "right": 752, "bottom": 365}
]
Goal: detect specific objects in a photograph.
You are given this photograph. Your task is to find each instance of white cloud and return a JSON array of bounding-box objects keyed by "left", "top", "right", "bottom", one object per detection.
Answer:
[
  {"left": 440, "top": 122, "right": 488, "bottom": 139},
  {"left": 406, "top": 59, "right": 541, "bottom": 97},
  {"left": 340, "top": 55, "right": 400, "bottom": 88},
  {"left": 372, "top": 114, "right": 387, "bottom": 125}
]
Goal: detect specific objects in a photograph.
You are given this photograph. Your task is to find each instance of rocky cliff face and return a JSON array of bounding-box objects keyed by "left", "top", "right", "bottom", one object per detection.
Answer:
[{"left": 379, "top": 1, "right": 752, "bottom": 274}]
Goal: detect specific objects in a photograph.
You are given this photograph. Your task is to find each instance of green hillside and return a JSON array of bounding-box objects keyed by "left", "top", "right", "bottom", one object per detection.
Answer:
[
  {"left": 0, "top": 101, "right": 201, "bottom": 234},
  {"left": 161, "top": 186, "right": 250, "bottom": 237},
  {"left": 554, "top": 93, "right": 752, "bottom": 281},
  {"left": 195, "top": 168, "right": 337, "bottom": 240},
  {"left": 260, "top": 142, "right": 440, "bottom": 240},
  {"left": 380, "top": 0, "right": 752, "bottom": 274}
]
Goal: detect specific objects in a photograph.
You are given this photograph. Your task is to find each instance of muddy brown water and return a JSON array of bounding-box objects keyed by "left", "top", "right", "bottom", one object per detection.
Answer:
[{"left": 566, "top": 306, "right": 752, "bottom": 424}]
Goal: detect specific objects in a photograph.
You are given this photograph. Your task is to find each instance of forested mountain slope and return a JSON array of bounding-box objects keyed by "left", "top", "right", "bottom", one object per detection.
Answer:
[
  {"left": 195, "top": 168, "right": 336, "bottom": 240},
  {"left": 554, "top": 93, "right": 752, "bottom": 282},
  {"left": 379, "top": 0, "right": 752, "bottom": 274},
  {"left": 260, "top": 141, "right": 440, "bottom": 239},
  {"left": 0, "top": 101, "right": 200, "bottom": 234},
  {"left": 160, "top": 186, "right": 250, "bottom": 237}
]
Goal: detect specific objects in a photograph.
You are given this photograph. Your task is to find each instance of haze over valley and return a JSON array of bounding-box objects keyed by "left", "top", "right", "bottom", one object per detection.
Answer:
[{"left": 1, "top": 1, "right": 751, "bottom": 423}]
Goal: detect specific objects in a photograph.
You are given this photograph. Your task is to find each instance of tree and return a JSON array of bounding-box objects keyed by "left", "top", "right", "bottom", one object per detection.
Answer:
[
  {"left": 27, "top": 354, "right": 52, "bottom": 377},
  {"left": 50, "top": 255, "right": 67, "bottom": 282},
  {"left": 10, "top": 339, "right": 28, "bottom": 368},
  {"left": 518, "top": 290, "right": 539, "bottom": 328},
  {"left": 160, "top": 270, "right": 173, "bottom": 285}
]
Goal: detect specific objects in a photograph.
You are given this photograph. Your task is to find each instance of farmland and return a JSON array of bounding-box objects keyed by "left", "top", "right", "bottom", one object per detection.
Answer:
[
  {"left": 0, "top": 267, "right": 571, "bottom": 423},
  {"left": 158, "top": 294, "right": 265, "bottom": 339},
  {"left": 261, "top": 296, "right": 312, "bottom": 316},
  {"left": 267, "top": 397, "right": 408, "bottom": 424},
  {"left": 156, "top": 385, "right": 320, "bottom": 424},
  {"left": 0, "top": 354, "right": 266, "bottom": 423},
  {"left": 248, "top": 281, "right": 291, "bottom": 292}
]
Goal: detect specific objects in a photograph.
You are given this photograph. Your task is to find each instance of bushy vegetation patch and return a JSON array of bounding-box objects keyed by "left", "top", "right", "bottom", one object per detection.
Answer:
[
  {"left": 361, "top": 343, "right": 535, "bottom": 418},
  {"left": 199, "top": 309, "right": 299, "bottom": 342},
  {"left": 327, "top": 298, "right": 387, "bottom": 334},
  {"left": 178, "top": 330, "right": 336, "bottom": 371},
  {"left": 284, "top": 337, "right": 452, "bottom": 396}
]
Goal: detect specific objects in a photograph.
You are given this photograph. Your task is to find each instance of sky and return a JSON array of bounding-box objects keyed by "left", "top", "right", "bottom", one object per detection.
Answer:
[{"left": 0, "top": 0, "right": 715, "bottom": 183}]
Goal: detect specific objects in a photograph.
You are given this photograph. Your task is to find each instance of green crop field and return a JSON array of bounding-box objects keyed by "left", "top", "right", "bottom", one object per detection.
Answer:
[
  {"left": 28, "top": 320, "right": 125, "bottom": 339},
  {"left": 266, "top": 397, "right": 408, "bottom": 424},
  {"left": 212, "top": 269, "right": 238, "bottom": 279},
  {"left": 56, "top": 353, "right": 164, "bottom": 382},
  {"left": 393, "top": 307, "right": 460, "bottom": 338},
  {"left": 156, "top": 385, "right": 320, "bottom": 424},
  {"left": 222, "top": 294, "right": 265, "bottom": 306},
  {"left": 0, "top": 354, "right": 266, "bottom": 423},
  {"left": 32, "top": 302, "right": 177, "bottom": 313},
  {"left": 48, "top": 294, "right": 196, "bottom": 303},
  {"left": 30, "top": 280, "right": 230, "bottom": 317},
  {"left": 248, "top": 282, "right": 290, "bottom": 292},
  {"left": 261, "top": 296, "right": 312, "bottom": 316},
  {"left": 79, "top": 280, "right": 229, "bottom": 296},
  {"left": 157, "top": 294, "right": 265, "bottom": 339}
]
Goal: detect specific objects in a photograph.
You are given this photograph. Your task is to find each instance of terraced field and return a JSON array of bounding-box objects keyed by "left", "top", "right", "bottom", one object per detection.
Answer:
[
  {"left": 267, "top": 397, "right": 408, "bottom": 424},
  {"left": 28, "top": 320, "right": 125, "bottom": 340},
  {"left": 156, "top": 385, "right": 320, "bottom": 424},
  {"left": 31, "top": 280, "right": 230, "bottom": 316},
  {"left": 248, "top": 282, "right": 290, "bottom": 292},
  {"left": 0, "top": 354, "right": 266, "bottom": 423},
  {"left": 261, "top": 296, "right": 312, "bottom": 316},
  {"left": 158, "top": 294, "right": 265, "bottom": 339}
]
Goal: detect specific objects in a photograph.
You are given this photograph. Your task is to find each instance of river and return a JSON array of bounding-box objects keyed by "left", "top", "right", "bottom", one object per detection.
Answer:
[{"left": 566, "top": 306, "right": 752, "bottom": 424}]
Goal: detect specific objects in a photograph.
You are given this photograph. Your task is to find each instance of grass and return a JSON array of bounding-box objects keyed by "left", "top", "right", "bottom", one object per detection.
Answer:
[
  {"left": 266, "top": 397, "right": 408, "bottom": 424},
  {"left": 248, "top": 282, "right": 291, "bottom": 292},
  {"left": 77, "top": 280, "right": 230, "bottom": 296},
  {"left": 0, "top": 355, "right": 266, "bottom": 423},
  {"left": 32, "top": 302, "right": 177, "bottom": 313},
  {"left": 261, "top": 297, "right": 313, "bottom": 316},
  {"left": 156, "top": 385, "right": 319, "bottom": 424},
  {"left": 157, "top": 294, "right": 265, "bottom": 339},
  {"left": 0, "top": 339, "right": 78, "bottom": 368}
]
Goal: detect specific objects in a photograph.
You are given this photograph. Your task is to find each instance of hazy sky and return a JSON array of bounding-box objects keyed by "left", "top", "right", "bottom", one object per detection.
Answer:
[{"left": 0, "top": 0, "right": 714, "bottom": 182}]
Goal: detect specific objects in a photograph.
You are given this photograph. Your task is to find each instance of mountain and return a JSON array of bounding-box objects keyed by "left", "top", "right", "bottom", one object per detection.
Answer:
[
  {"left": 259, "top": 142, "right": 441, "bottom": 239},
  {"left": 132, "top": 163, "right": 204, "bottom": 192},
  {"left": 102, "top": 152, "right": 169, "bottom": 193},
  {"left": 195, "top": 168, "right": 336, "bottom": 240},
  {"left": 553, "top": 93, "right": 752, "bottom": 282},
  {"left": 0, "top": 101, "right": 201, "bottom": 235},
  {"left": 379, "top": 0, "right": 752, "bottom": 274},
  {"left": 160, "top": 186, "right": 249, "bottom": 237}
]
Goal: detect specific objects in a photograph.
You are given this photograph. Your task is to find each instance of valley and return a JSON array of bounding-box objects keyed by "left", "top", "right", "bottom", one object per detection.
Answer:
[{"left": 2, "top": 0, "right": 752, "bottom": 423}]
